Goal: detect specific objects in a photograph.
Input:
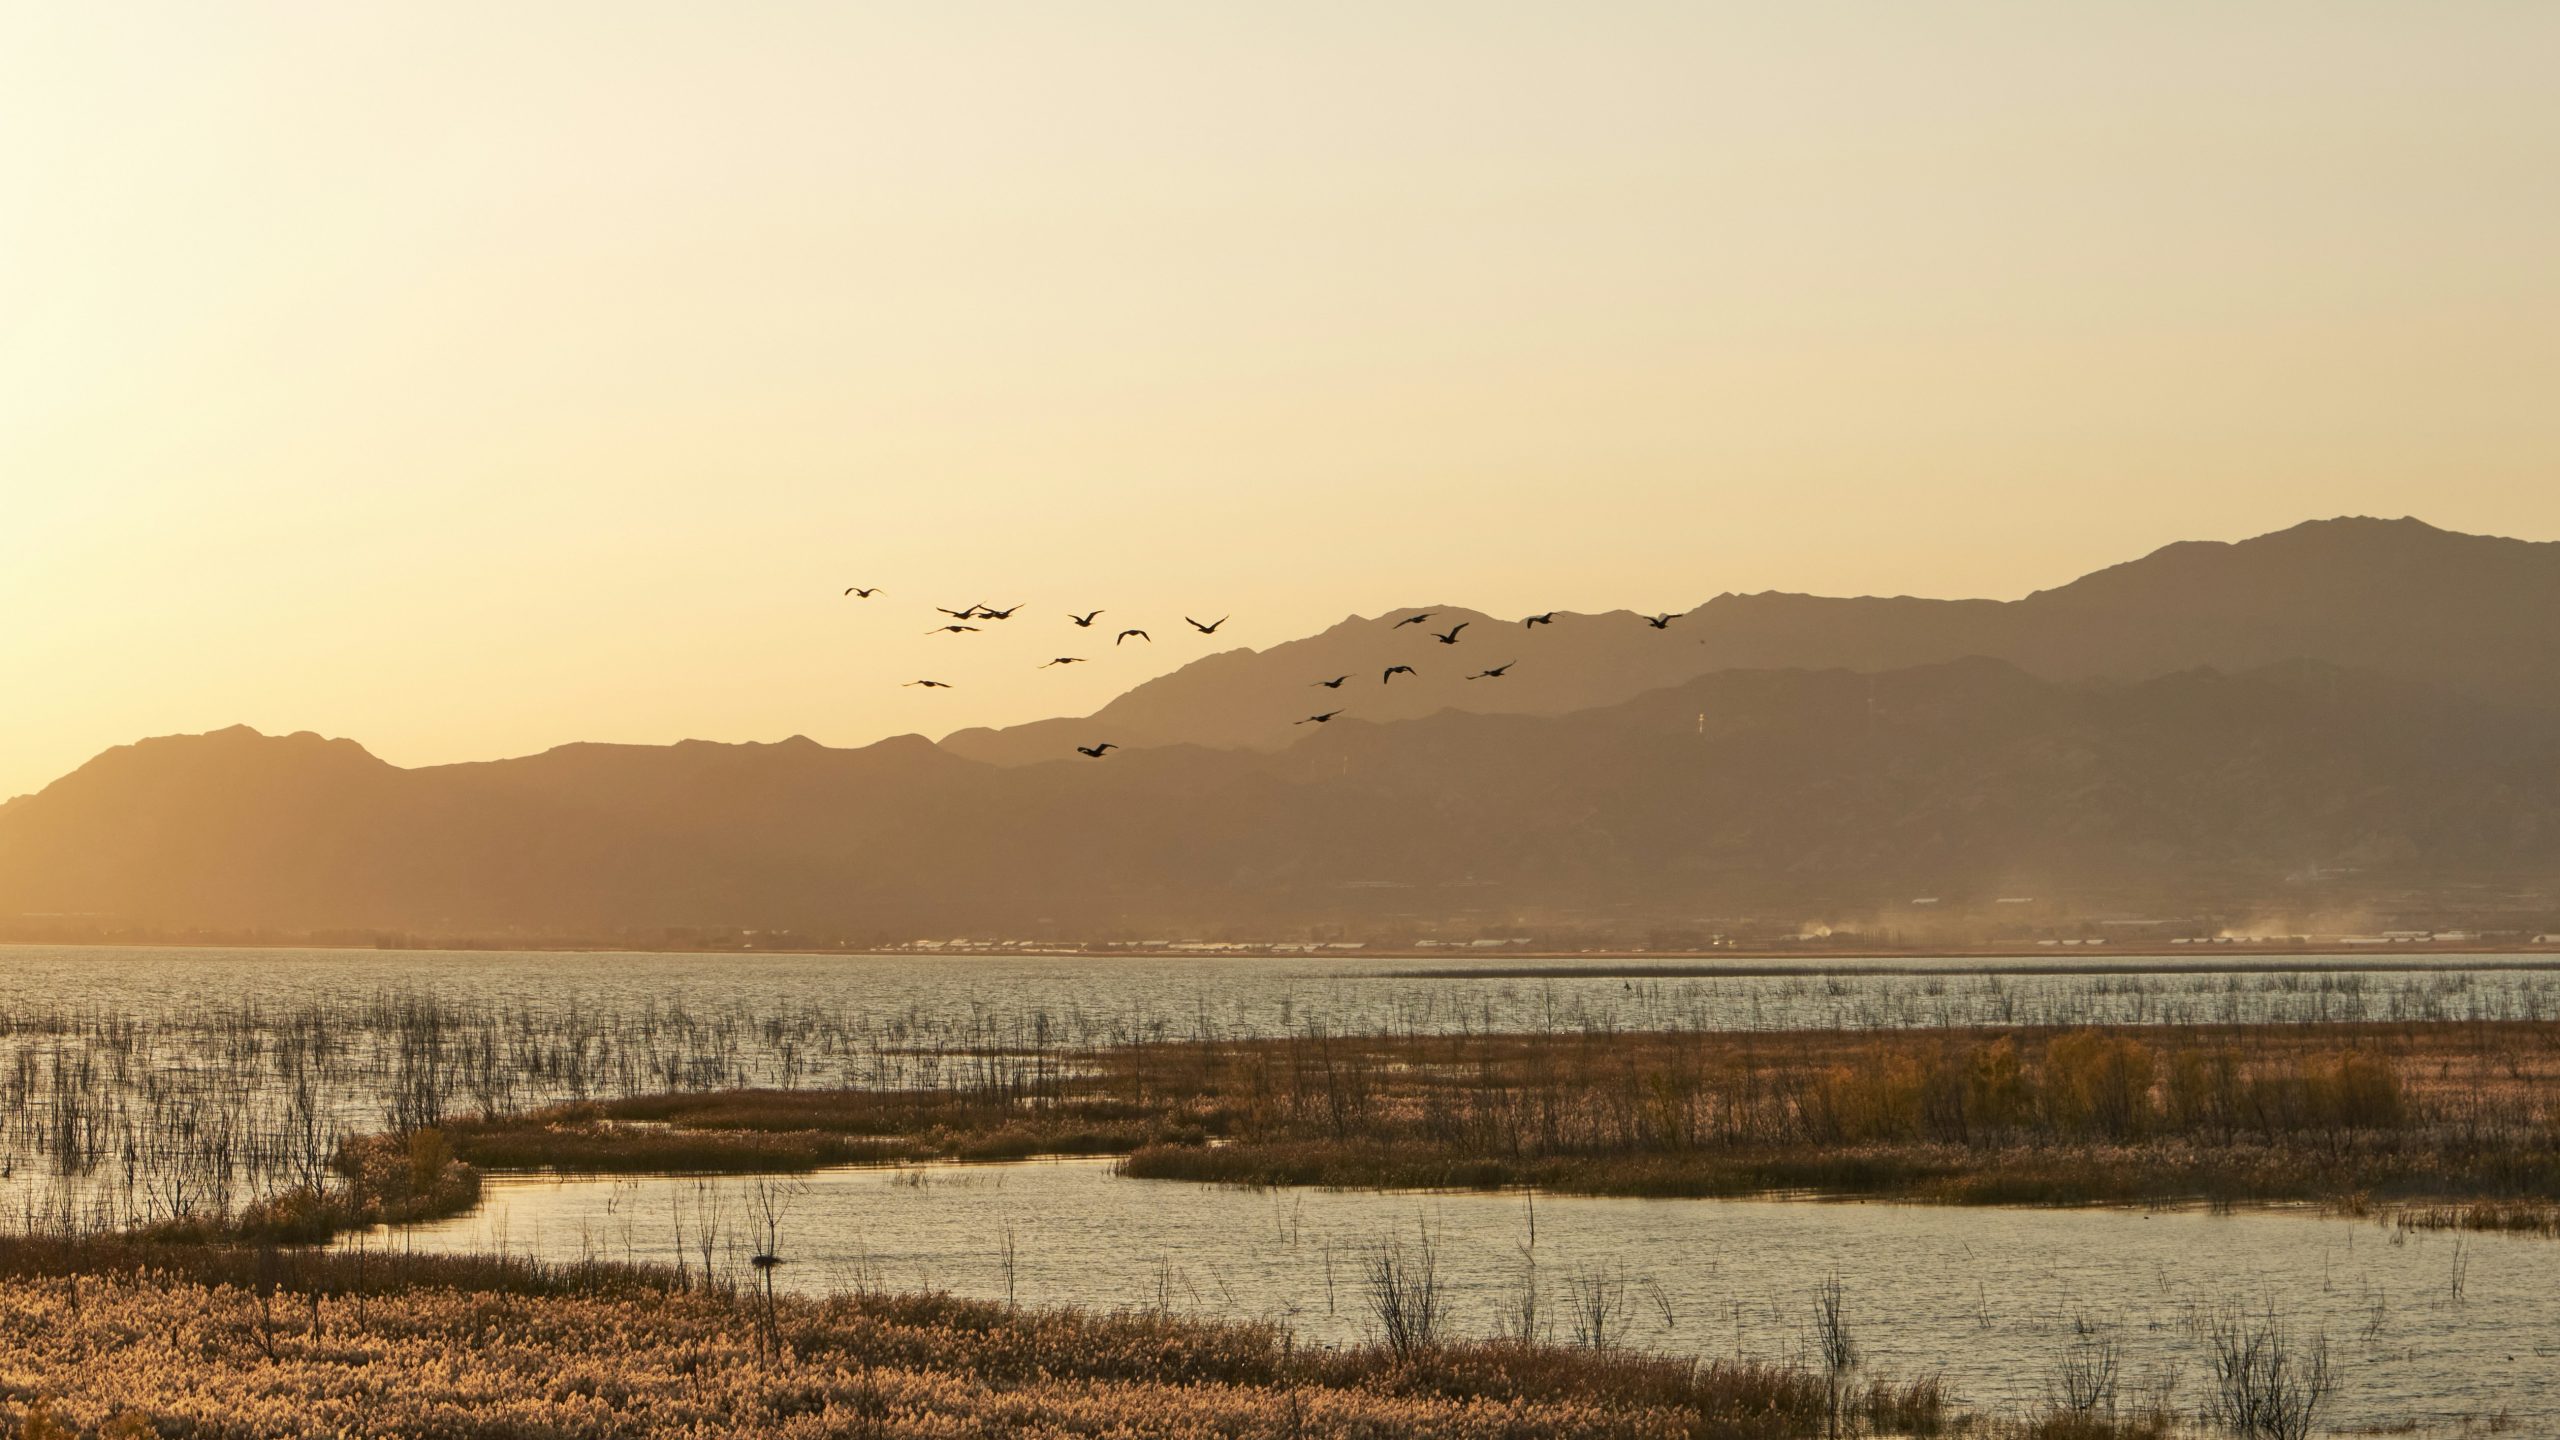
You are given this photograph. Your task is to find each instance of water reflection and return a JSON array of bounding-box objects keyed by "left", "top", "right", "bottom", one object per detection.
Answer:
[{"left": 385, "top": 1159, "right": 2542, "bottom": 1435}]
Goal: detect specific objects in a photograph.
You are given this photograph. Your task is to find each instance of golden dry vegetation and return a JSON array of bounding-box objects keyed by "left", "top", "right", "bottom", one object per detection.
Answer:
[
  {"left": 452, "top": 1022, "right": 2560, "bottom": 1223},
  {"left": 0, "top": 1240, "right": 1978, "bottom": 1440}
]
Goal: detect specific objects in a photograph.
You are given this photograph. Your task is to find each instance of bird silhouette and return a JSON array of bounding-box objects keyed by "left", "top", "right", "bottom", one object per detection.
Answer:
[
  {"left": 1466, "top": 662, "right": 1516, "bottom": 679},
  {"left": 1039, "top": 657, "right": 1087, "bottom": 668},
  {"left": 1313, "top": 675, "right": 1350, "bottom": 689},
  {"left": 1522, "top": 612, "right": 1555, "bottom": 627},
  {"left": 1433, "top": 623, "right": 1469, "bottom": 645},
  {"left": 977, "top": 604, "right": 1024, "bottom": 620},
  {"left": 1116, "top": 628, "right": 1151, "bottom": 645},
  {"left": 1644, "top": 613, "right": 1676, "bottom": 629},
  {"left": 1392, "top": 612, "right": 1434, "bottom": 628},
  {"left": 904, "top": 679, "right": 952, "bottom": 688},
  {"left": 1382, "top": 665, "right": 1417, "bottom": 683},
  {"left": 1069, "top": 609, "right": 1104, "bottom": 627},
  {"left": 843, "top": 586, "right": 881, "bottom": 598},
  {"left": 936, "top": 606, "right": 980, "bottom": 619},
  {"left": 927, "top": 624, "right": 982, "bottom": 635},
  {"left": 1075, "top": 743, "right": 1118, "bottom": 758},
  {"left": 1297, "top": 710, "right": 1343, "bottom": 725},
  {"left": 1186, "top": 615, "right": 1229, "bottom": 634}
]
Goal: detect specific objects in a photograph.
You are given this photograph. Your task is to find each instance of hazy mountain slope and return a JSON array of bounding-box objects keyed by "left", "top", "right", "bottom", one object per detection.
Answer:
[
  {"left": 943, "top": 517, "right": 2560, "bottom": 765},
  {"left": 7, "top": 659, "right": 2558, "bottom": 937},
  {"left": 937, "top": 605, "right": 1717, "bottom": 766}
]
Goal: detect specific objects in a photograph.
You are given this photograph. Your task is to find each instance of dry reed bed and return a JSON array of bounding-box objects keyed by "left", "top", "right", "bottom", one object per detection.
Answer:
[
  {"left": 3, "top": 966, "right": 2550, "bottom": 1231},
  {"left": 0, "top": 1241, "right": 1963, "bottom": 1440},
  {"left": 449, "top": 1022, "right": 2560, "bottom": 1222}
]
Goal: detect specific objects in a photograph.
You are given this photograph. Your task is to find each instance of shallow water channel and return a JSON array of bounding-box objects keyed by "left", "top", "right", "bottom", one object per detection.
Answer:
[{"left": 381, "top": 1159, "right": 2545, "bottom": 1434}]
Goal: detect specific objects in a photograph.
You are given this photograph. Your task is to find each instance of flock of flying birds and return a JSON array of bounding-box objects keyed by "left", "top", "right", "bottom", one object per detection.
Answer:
[{"left": 843, "top": 585, "right": 1686, "bottom": 759}]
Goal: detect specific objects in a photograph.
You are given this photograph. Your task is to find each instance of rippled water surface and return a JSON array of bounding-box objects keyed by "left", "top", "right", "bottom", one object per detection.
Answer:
[{"left": 389, "top": 1159, "right": 2543, "bottom": 1435}]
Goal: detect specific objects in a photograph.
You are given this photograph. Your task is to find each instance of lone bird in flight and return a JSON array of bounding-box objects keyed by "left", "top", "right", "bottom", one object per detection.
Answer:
[
  {"left": 843, "top": 586, "right": 881, "bottom": 598},
  {"left": 1075, "top": 743, "right": 1118, "bottom": 758},
  {"left": 936, "top": 605, "right": 980, "bottom": 619},
  {"left": 1382, "top": 664, "right": 1417, "bottom": 683},
  {"left": 1069, "top": 610, "right": 1104, "bottom": 627},
  {"left": 905, "top": 679, "right": 952, "bottom": 688},
  {"left": 1313, "top": 675, "right": 1349, "bottom": 689},
  {"left": 1643, "top": 612, "right": 1677, "bottom": 629},
  {"left": 1393, "top": 611, "right": 1434, "bottom": 628},
  {"left": 1116, "top": 628, "right": 1151, "bottom": 645},
  {"left": 927, "top": 624, "right": 982, "bottom": 634},
  {"left": 1186, "top": 615, "right": 1229, "bottom": 634},
  {"left": 1522, "top": 612, "right": 1555, "bottom": 627},
  {"left": 1433, "top": 623, "right": 1469, "bottom": 645},
  {"left": 977, "top": 604, "right": 1024, "bottom": 620},
  {"left": 1467, "top": 662, "right": 1516, "bottom": 680},
  {"left": 1039, "top": 657, "right": 1087, "bottom": 668},
  {"left": 1297, "top": 710, "right": 1343, "bottom": 725}
]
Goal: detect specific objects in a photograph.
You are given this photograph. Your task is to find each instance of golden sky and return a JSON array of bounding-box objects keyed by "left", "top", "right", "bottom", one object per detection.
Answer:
[{"left": 5, "top": 2, "right": 2558, "bottom": 800}]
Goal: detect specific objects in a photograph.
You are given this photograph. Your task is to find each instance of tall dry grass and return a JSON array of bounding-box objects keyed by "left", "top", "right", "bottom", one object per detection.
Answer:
[{"left": 0, "top": 1236, "right": 1957, "bottom": 1440}]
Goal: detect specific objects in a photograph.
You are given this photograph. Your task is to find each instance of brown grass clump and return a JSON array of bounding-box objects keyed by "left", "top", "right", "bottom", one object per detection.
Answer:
[
  {"left": 443, "top": 1091, "right": 1182, "bottom": 1174},
  {"left": 126, "top": 1129, "right": 480, "bottom": 1246},
  {"left": 2390, "top": 1199, "right": 2560, "bottom": 1236}
]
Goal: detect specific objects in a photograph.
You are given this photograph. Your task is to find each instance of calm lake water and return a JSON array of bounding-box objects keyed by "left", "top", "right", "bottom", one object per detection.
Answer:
[
  {"left": 7, "top": 944, "right": 2553, "bottom": 1040},
  {"left": 4, "top": 944, "right": 2553, "bottom": 1430},
  {"left": 385, "top": 1158, "right": 2542, "bottom": 1436}
]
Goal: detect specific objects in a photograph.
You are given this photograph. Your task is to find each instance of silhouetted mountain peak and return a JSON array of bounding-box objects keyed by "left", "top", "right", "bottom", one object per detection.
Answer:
[
  {"left": 11, "top": 652, "right": 2560, "bottom": 937},
  {"left": 941, "top": 516, "right": 2560, "bottom": 765},
  {"left": 40, "top": 725, "right": 388, "bottom": 794}
]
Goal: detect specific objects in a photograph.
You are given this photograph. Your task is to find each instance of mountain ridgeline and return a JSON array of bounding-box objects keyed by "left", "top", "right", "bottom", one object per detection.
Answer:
[
  {"left": 941, "top": 516, "right": 2560, "bottom": 763},
  {"left": 6, "top": 517, "right": 2560, "bottom": 941}
]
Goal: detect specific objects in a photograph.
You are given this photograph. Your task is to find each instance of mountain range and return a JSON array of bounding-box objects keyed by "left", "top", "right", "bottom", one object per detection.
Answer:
[
  {"left": 6, "top": 517, "right": 2559, "bottom": 942},
  {"left": 943, "top": 516, "right": 2560, "bottom": 763}
]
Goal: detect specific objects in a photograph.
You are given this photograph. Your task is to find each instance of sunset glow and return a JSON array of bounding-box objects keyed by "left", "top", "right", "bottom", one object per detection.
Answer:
[{"left": 7, "top": 3, "right": 2558, "bottom": 800}]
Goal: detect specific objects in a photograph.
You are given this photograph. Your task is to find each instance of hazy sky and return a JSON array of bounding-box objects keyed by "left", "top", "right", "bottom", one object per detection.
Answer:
[{"left": 6, "top": 1, "right": 2558, "bottom": 800}]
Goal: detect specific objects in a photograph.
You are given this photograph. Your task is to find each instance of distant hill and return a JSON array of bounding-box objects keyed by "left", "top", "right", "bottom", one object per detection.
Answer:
[
  {"left": 7, "top": 657, "right": 2558, "bottom": 938},
  {"left": 942, "top": 517, "right": 2560, "bottom": 764}
]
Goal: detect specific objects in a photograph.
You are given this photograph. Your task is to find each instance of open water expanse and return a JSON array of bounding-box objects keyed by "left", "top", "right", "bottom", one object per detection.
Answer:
[{"left": 5, "top": 945, "right": 2556, "bottom": 1429}]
